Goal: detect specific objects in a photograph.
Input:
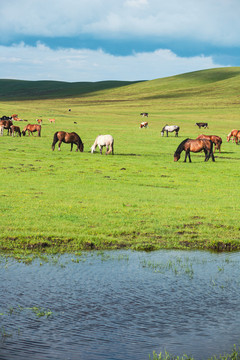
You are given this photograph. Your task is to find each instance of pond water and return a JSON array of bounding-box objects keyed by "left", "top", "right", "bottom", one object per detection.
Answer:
[{"left": 0, "top": 250, "right": 240, "bottom": 360}]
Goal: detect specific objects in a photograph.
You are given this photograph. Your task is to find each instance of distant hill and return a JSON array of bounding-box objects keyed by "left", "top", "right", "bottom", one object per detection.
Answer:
[
  {"left": 0, "top": 79, "right": 143, "bottom": 100},
  {"left": 1, "top": 67, "right": 240, "bottom": 102}
]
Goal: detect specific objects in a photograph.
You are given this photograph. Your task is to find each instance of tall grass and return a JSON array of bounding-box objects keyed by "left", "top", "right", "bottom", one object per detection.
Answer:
[{"left": 0, "top": 67, "right": 240, "bottom": 253}]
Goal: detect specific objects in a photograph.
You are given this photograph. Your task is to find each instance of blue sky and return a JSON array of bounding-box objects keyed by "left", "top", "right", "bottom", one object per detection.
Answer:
[{"left": 0, "top": 0, "right": 239, "bottom": 82}]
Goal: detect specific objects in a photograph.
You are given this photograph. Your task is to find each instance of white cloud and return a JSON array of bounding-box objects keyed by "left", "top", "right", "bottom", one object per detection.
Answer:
[
  {"left": 0, "top": 43, "right": 223, "bottom": 82},
  {"left": 0, "top": 0, "right": 240, "bottom": 46}
]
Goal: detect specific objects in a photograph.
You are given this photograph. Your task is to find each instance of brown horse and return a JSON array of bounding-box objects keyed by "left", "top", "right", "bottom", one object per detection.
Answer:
[
  {"left": 52, "top": 131, "right": 84, "bottom": 152},
  {"left": 227, "top": 129, "right": 240, "bottom": 144},
  {"left": 196, "top": 134, "right": 222, "bottom": 153},
  {"left": 174, "top": 138, "right": 215, "bottom": 162},
  {"left": 22, "top": 124, "right": 41, "bottom": 136},
  {"left": 10, "top": 125, "right": 21, "bottom": 137},
  {"left": 0, "top": 119, "right": 13, "bottom": 135}
]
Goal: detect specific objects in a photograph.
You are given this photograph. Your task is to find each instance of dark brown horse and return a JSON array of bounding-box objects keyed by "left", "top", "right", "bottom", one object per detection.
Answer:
[
  {"left": 0, "top": 119, "right": 13, "bottom": 135},
  {"left": 174, "top": 138, "right": 215, "bottom": 162},
  {"left": 196, "top": 134, "right": 222, "bottom": 153},
  {"left": 10, "top": 125, "right": 21, "bottom": 137},
  {"left": 22, "top": 124, "right": 41, "bottom": 136},
  {"left": 52, "top": 131, "right": 84, "bottom": 152}
]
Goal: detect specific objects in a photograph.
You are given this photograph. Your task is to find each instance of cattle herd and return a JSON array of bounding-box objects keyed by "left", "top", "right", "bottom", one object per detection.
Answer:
[{"left": 0, "top": 113, "right": 239, "bottom": 158}]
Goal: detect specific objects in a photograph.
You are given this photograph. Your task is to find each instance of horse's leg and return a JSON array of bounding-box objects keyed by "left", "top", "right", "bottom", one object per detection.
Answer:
[
  {"left": 106, "top": 145, "right": 109, "bottom": 155},
  {"left": 188, "top": 152, "right": 192, "bottom": 162},
  {"left": 166, "top": 131, "right": 168, "bottom": 137},
  {"left": 184, "top": 150, "right": 188, "bottom": 162},
  {"left": 98, "top": 145, "right": 102, "bottom": 154},
  {"left": 58, "top": 140, "right": 62, "bottom": 151},
  {"left": 70, "top": 142, "right": 73, "bottom": 151},
  {"left": 210, "top": 150, "right": 215, "bottom": 162},
  {"left": 204, "top": 149, "right": 209, "bottom": 161}
]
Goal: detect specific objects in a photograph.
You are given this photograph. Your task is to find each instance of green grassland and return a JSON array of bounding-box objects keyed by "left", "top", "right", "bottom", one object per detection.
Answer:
[{"left": 0, "top": 67, "right": 240, "bottom": 255}]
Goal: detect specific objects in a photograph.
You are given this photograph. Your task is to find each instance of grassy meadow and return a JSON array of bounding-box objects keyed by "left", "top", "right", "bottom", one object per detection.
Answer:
[{"left": 1, "top": 67, "right": 240, "bottom": 255}]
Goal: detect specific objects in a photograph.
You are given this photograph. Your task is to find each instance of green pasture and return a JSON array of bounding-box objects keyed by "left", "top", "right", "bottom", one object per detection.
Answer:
[{"left": 1, "top": 67, "right": 240, "bottom": 254}]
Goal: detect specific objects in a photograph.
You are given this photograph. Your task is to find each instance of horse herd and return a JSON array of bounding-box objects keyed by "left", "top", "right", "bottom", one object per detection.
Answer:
[{"left": 0, "top": 115, "right": 239, "bottom": 162}]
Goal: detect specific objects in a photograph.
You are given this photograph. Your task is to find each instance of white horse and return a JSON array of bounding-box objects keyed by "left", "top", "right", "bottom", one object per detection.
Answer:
[
  {"left": 0, "top": 125, "right": 4, "bottom": 136},
  {"left": 161, "top": 125, "right": 180, "bottom": 137},
  {"left": 91, "top": 135, "right": 114, "bottom": 155}
]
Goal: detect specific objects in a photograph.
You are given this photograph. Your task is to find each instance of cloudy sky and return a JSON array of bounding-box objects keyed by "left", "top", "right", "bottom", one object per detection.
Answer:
[{"left": 0, "top": 0, "right": 239, "bottom": 82}]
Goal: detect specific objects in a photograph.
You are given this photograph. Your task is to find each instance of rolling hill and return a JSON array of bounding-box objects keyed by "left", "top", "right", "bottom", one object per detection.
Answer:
[{"left": 1, "top": 67, "right": 240, "bottom": 105}]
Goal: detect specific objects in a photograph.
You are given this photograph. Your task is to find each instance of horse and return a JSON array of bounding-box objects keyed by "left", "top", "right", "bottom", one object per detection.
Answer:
[
  {"left": 36, "top": 119, "right": 42, "bottom": 124},
  {"left": 0, "top": 119, "right": 13, "bottom": 135},
  {"left": 49, "top": 118, "right": 55, "bottom": 123},
  {"left": 140, "top": 112, "right": 148, "bottom": 117},
  {"left": 195, "top": 122, "right": 208, "bottom": 129},
  {"left": 91, "top": 135, "right": 114, "bottom": 155},
  {"left": 52, "top": 131, "right": 84, "bottom": 152},
  {"left": 227, "top": 129, "right": 240, "bottom": 144},
  {"left": 196, "top": 134, "right": 222, "bottom": 153},
  {"left": 10, "top": 125, "right": 21, "bottom": 137},
  {"left": 22, "top": 124, "right": 41, "bottom": 136},
  {"left": 174, "top": 138, "right": 215, "bottom": 162},
  {"left": 161, "top": 125, "right": 180, "bottom": 137},
  {"left": 140, "top": 121, "right": 148, "bottom": 128}
]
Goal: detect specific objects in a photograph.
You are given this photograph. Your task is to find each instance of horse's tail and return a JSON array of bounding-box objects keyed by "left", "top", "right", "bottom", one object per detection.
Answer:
[
  {"left": 208, "top": 140, "right": 215, "bottom": 161},
  {"left": 110, "top": 139, "right": 114, "bottom": 155},
  {"left": 52, "top": 132, "right": 58, "bottom": 150},
  {"left": 106, "top": 139, "right": 114, "bottom": 155}
]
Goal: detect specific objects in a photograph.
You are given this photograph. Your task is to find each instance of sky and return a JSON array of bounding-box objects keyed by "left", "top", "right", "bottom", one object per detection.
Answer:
[{"left": 0, "top": 0, "right": 239, "bottom": 82}]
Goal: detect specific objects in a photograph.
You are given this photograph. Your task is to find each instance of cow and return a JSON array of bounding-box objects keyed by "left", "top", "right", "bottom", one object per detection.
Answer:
[
  {"left": 140, "top": 112, "right": 148, "bottom": 117},
  {"left": 195, "top": 122, "right": 208, "bottom": 129},
  {"left": 140, "top": 121, "right": 148, "bottom": 128}
]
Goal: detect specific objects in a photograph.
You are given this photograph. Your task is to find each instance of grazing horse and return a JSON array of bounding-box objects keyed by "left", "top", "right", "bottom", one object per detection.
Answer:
[
  {"left": 91, "top": 135, "right": 114, "bottom": 155},
  {"left": 49, "top": 118, "right": 55, "bottom": 123},
  {"left": 22, "top": 124, "right": 41, "bottom": 136},
  {"left": 36, "top": 119, "right": 42, "bottom": 124},
  {"left": 174, "top": 138, "right": 215, "bottom": 162},
  {"left": 196, "top": 134, "right": 222, "bottom": 153},
  {"left": 195, "top": 122, "right": 208, "bottom": 129},
  {"left": 140, "top": 121, "right": 148, "bottom": 128},
  {"left": 161, "top": 125, "right": 180, "bottom": 137},
  {"left": 227, "top": 129, "right": 240, "bottom": 144},
  {"left": 10, "top": 125, "right": 21, "bottom": 137},
  {"left": 0, "top": 119, "right": 13, "bottom": 135},
  {"left": 140, "top": 112, "right": 148, "bottom": 117},
  {"left": 52, "top": 131, "right": 84, "bottom": 152}
]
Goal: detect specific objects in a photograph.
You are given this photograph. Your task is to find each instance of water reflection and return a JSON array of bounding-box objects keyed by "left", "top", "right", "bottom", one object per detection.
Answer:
[{"left": 0, "top": 250, "right": 240, "bottom": 360}]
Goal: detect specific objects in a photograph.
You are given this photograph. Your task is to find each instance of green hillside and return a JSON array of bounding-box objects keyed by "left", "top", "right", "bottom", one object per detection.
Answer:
[
  {"left": 0, "top": 79, "right": 142, "bottom": 100},
  {"left": 1, "top": 67, "right": 240, "bottom": 103}
]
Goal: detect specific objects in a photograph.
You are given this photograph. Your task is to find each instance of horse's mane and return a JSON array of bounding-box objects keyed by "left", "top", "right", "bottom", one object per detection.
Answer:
[
  {"left": 161, "top": 124, "right": 168, "bottom": 132},
  {"left": 174, "top": 138, "right": 189, "bottom": 155}
]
